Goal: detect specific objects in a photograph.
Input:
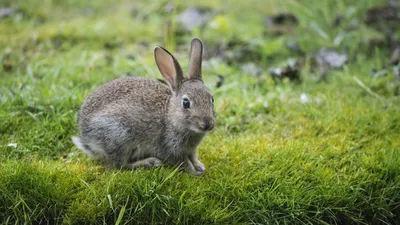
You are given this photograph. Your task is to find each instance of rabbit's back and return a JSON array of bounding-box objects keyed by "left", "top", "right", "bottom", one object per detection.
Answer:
[{"left": 79, "top": 76, "right": 172, "bottom": 121}]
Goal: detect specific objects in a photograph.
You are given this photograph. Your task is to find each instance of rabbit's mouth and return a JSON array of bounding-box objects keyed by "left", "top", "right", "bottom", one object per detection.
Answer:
[
  {"left": 200, "top": 119, "right": 214, "bottom": 131},
  {"left": 190, "top": 119, "right": 214, "bottom": 133}
]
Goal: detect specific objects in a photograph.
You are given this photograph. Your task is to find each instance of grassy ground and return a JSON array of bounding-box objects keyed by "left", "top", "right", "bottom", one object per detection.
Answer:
[{"left": 1, "top": 0, "right": 400, "bottom": 224}]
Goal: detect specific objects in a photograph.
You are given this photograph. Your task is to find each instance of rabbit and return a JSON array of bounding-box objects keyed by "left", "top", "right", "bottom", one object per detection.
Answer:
[{"left": 71, "top": 38, "right": 216, "bottom": 176}]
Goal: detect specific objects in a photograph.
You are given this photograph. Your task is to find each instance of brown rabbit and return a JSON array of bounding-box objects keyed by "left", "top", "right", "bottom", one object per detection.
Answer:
[{"left": 72, "top": 38, "right": 216, "bottom": 176}]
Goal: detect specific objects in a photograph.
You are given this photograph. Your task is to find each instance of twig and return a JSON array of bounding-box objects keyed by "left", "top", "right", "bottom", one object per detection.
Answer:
[{"left": 352, "top": 76, "right": 385, "bottom": 101}]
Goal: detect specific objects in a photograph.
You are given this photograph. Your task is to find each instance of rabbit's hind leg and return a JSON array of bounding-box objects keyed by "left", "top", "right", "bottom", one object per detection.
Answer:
[
  {"left": 123, "top": 157, "right": 163, "bottom": 169},
  {"left": 80, "top": 115, "right": 131, "bottom": 164}
]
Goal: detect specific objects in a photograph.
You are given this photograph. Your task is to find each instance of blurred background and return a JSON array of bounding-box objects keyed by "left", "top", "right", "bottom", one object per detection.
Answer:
[{"left": 1, "top": 0, "right": 399, "bottom": 81}]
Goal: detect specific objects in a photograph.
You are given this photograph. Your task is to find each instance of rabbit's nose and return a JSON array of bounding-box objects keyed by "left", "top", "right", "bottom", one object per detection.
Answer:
[{"left": 202, "top": 119, "right": 214, "bottom": 131}]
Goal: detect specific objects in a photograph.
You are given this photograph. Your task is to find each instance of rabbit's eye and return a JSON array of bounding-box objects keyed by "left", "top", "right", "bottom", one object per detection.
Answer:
[
  {"left": 211, "top": 96, "right": 214, "bottom": 104},
  {"left": 183, "top": 98, "right": 190, "bottom": 109}
]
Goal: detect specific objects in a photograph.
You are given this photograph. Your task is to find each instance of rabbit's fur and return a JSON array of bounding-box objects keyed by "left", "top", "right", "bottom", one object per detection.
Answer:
[{"left": 72, "top": 38, "right": 215, "bottom": 176}]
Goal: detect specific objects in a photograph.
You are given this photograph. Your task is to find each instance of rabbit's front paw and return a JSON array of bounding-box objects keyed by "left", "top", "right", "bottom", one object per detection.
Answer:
[
  {"left": 185, "top": 167, "right": 204, "bottom": 176},
  {"left": 184, "top": 158, "right": 205, "bottom": 176},
  {"left": 193, "top": 161, "right": 205, "bottom": 173}
]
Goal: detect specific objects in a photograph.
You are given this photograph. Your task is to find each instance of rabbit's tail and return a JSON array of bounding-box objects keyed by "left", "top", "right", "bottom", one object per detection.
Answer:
[
  {"left": 72, "top": 136, "right": 99, "bottom": 159},
  {"left": 71, "top": 136, "right": 84, "bottom": 151}
]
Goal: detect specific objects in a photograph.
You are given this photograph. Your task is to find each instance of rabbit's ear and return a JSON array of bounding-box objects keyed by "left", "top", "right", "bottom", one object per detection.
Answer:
[
  {"left": 188, "top": 38, "right": 203, "bottom": 80},
  {"left": 154, "top": 46, "right": 184, "bottom": 90}
]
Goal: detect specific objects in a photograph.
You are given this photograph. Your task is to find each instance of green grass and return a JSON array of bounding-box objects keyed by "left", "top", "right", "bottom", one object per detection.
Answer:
[{"left": 1, "top": 0, "right": 400, "bottom": 224}]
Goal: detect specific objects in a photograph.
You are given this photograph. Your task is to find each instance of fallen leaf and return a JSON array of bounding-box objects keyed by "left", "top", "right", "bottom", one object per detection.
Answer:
[
  {"left": 7, "top": 143, "right": 17, "bottom": 148},
  {"left": 269, "top": 58, "right": 302, "bottom": 81},
  {"left": 241, "top": 63, "right": 263, "bottom": 76},
  {"left": 315, "top": 49, "right": 347, "bottom": 69},
  {"left": 365, "top": 5, "right": 400, "bottom": 36},
  {"left": 0, "top": 8, "right": 14, "bottom": 19},
  {"left": 203, "top": 39, "right": 263, "bottom": 64},
  {"left": 269, "top": 66, "right": 300, "bottom": 81},
  {"left": 300, "top": 93, "right": 310, "bottom": 104},
  {"left": 265, "top": 13, "right": 298, "bottom": 27},
  {"left": 366, "top": 5, "right": 399, "bottom": 25},
  {"left": 177, "top": 8, "right": 207, "bottom": 31},
  {"left": 164, "top": 3, "right": 174, "bottom": 13},
  {"left": 264, "top": 13, "right": 298, "bottom": 36}
]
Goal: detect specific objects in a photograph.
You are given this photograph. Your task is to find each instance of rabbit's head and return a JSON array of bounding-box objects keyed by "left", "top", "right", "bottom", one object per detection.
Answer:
[{"left": 155, "top": 38, "right": 216, "bottom": 133}]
